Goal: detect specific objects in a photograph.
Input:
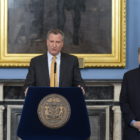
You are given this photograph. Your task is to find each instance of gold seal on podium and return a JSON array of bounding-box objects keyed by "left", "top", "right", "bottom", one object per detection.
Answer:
[{"left": 37, "top": 94, "right": 71, "bottom": 129}]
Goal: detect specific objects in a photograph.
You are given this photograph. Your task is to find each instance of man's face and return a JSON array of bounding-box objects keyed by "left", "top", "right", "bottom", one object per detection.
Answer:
[{"left": 47, "top": 33, "right": 64, "bottom": 56}]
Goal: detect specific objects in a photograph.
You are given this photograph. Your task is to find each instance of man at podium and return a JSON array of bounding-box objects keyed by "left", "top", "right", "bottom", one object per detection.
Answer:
[
  {"left": 24, "top": 28, "right": 85, "bottom": 95},
  {"left": 18, "top": 29, "right": 90, "bottom": 140}
]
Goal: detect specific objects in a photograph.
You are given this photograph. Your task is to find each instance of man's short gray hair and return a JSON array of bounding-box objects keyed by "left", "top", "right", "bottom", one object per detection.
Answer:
[{"left": 46, "top": 29, "right": 64, "bottom": 40}]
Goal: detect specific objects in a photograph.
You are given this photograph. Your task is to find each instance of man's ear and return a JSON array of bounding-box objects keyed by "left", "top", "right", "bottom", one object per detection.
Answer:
[{"left": 62, "top": 41, "right": 64, "bottom": 48}]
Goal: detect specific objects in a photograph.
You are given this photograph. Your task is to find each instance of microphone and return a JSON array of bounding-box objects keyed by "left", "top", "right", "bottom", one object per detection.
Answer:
[{"left": 54, "top": 62, "right": 57, "bottom": 73}]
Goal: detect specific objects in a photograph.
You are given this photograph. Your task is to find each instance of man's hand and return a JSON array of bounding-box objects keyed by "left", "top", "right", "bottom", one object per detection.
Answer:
[
  {"left": 132, "top": 121, "right": 140, "bottom": 131},
  {"left": 78, "top": 85, "right": 85, "bottom": 95}
]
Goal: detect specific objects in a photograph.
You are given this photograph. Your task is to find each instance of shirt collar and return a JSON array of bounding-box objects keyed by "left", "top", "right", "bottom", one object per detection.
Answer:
[{"left": 47, "top": 52, "right": 61, "bottom": 60}]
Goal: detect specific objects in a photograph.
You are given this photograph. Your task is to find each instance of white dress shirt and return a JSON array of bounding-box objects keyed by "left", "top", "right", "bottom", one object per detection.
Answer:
[{"left": 47, "top": 52, "right": 61, "bottom": 86}]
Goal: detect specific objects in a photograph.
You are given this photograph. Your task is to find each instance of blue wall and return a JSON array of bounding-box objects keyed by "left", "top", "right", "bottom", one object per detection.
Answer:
[{"left": 0, "top": 0, "right": 140, "bottom": 80}]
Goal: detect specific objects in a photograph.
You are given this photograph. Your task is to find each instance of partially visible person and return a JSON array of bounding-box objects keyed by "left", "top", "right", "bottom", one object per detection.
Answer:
[
  {"left": 120, "top": 48, "right": 140, "bottom": 140},
  {"left": 24, "top": 29, "right": 85, "bottom": 95}
]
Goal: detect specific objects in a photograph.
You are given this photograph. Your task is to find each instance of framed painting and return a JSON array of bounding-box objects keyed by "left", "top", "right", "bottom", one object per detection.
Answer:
[{"left": 0, "top": 0, "right": 126, "bottom": 67}]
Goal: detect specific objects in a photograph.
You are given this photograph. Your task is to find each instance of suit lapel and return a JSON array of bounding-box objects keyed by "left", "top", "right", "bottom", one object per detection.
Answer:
[
  {"left": 59, "top": 53, "right": 66, "bottom": 86},
  {"left": 42, "top": 54, "right": 50, "bottom": 86}
]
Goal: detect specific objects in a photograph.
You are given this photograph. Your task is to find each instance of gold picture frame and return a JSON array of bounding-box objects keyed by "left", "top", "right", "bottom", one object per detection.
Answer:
[{"left": 0, "top": 0, "right": 126, "bottom": 67}]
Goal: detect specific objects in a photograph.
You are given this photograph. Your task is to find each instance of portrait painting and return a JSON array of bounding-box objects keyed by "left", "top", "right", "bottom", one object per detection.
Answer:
[
  {"left": 8, "top": 0, "right": 111, "bottom": 54},
  {"left": 0, "top": 0, "right": 126, "bottom": 67}
]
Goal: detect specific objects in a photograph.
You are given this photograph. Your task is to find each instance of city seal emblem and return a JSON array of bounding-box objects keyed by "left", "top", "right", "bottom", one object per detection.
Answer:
[{"left": 37, "top": 94, "right": 71, "bottom": 129}]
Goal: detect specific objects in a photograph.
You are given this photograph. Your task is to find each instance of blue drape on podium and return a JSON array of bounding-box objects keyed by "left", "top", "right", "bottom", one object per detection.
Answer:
[{"left": 17, "top": 87, "right": 90, "bottom": 140}]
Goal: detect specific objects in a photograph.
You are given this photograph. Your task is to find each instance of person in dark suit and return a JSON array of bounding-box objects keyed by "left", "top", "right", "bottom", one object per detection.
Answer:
[
  {"left": 120, "top": 48, "right": 140, "bottom": 140},
  {"left": 24, "top": 28, "right": 85, "bottom": 95}
]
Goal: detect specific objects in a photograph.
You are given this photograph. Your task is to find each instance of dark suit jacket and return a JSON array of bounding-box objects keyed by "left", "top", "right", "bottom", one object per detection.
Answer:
[
  {"left": 120, "top": 67, "right": 140, "bottom": 140},
  {"left": 24, "top": 52, "right": 85, "bottom": 89}
]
